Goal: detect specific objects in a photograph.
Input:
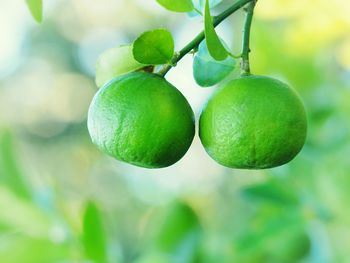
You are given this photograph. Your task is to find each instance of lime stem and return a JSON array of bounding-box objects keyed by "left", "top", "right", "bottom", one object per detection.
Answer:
[
  {"left": 157, "top": 0, "right": 254, "bottom": 77},
  {"left": 241, "top": 0, "right": 257, "bottom": 75}
]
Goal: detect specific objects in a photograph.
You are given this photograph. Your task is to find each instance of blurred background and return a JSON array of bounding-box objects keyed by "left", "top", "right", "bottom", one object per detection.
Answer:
[{"left": 1, "top": 0, "right": 350, "bottom": 262}]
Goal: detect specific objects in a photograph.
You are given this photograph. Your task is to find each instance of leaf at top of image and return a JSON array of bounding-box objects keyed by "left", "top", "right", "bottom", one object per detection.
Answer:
[
  {"left": 82, "top": 201, "right": 107, "bottom": 263},
  {"left": 192, "top": 0, "right": 223, "bottom": 13},
  {"left": 188, "top": 0, "right": 223, "bottom": 17},
  {"left": 133, "top": 29, "right": 175, "bottom": 65},
  {"left": 95, "top": 45, "right": 145, "bottom": 87},
  {"left": 193, "top": 39, "right": 236, "bottom": 87},
  {"left": 25, "top": 0, "right": 43, "bottom": 23},
  {"left": 204, "top": 0, "right": 228, "bottom": 61},
  {"left": 156, "top": 0, "right": 194, "bottom": 12}
]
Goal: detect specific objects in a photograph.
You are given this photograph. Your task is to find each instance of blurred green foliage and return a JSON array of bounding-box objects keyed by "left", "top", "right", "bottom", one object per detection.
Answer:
[
  {"left": 82, "top": 202, "right": 107, "bottom": 263},
  {"left": 1, "top": 0, "right": 350, "bottom": 262},
  {"left": 25, "top": 0, "right": 43, "bottom": 23}
]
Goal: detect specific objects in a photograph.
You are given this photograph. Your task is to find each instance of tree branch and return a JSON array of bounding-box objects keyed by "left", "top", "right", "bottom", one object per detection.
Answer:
[
  {"left": 158, "top": 0, "right": 254, "bottom": 77},
  {"left": 241, "top": 0, "right": 257, "bottom": 75}
]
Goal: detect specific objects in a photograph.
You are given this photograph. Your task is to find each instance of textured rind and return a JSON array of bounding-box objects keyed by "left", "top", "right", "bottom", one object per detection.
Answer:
[
  {"left": 88, "top": 72, "right": 195, "bottom": 168},
  {"left": 199, "top": 75, "right": 307, "bottom": 169}
]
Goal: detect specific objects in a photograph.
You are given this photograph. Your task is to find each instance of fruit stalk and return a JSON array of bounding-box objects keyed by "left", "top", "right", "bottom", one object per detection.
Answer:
[
  {"left": 157, "top": 0, "right": 254, "bottom": 77},
  {"left": 241, "top": 0, "right": 257, "bottom": 75}
]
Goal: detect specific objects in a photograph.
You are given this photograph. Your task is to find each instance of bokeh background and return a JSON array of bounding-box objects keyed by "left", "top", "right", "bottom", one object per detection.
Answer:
[{"left": 1, "top": 0, "right": 350, "bottom": 262}]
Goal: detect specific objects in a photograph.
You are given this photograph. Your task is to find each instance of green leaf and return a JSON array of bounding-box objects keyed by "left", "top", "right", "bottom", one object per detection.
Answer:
[
  {"left": 155, "top": 202, "right": 202, "bottom": 262},
  {"left": 193, "top": 40, "right": 236, "bottom": 87},
  {"left": 241, "top": 180, "right": 298, "bottom": 206},
  {"left": 0, "top": 131, "right": 31, "bottom": 200},
  {"left": 204, "top": 0, "right": 228, "bottom": 61},
  {"left": 95, "top": 45, "right": 145, "bottom": 87},
  {"left": 156, "top": 0, "right": 194, "bottom": 12},
  {"left": 133, "top": 29, "right": 174, "bottom": 65},
  {"left": 236, "top": 216, "right": 299, "bottom": 251},
  {"left": 188, "top": 0, "right": 223, "bottom": 17},
  {"left": 192, "top": 0, "right": 223, "bottom": 13},
  {"left": 25, "top": 0, "right": 43, "bottom": 23},
  {"left": 234, "top": 216, "right": 310, "bottom": 262},
  {"left": 82, "top": 201, "right": 107, "bottom": 263}
]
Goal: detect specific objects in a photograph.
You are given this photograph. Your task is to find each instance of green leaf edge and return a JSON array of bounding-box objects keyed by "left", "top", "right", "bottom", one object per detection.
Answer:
[
  {"left": 132, "top": 28, "right": 175, "bottom": 65},
  {"left": 193, "top": 39, "right": 236, "bottom": 87},
  {"left": 25, "top": 0, "right": 43, "bottom": 23},
  {"left": 204, "top": 0, "right": 228, "bottom": 61},
  {"left": 82, "top": 201, "right": 107, "bottom": 263},
  {"left": 156, "top": 0, "right": 194, "bottom": 13},
  {"left": 95, "top": 45, "right": 146, "bottom": 87}
]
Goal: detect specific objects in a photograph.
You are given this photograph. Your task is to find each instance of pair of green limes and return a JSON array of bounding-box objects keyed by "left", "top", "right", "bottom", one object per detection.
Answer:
[{"left": 87, "top": 72, "right": 307, "bottom": 169}]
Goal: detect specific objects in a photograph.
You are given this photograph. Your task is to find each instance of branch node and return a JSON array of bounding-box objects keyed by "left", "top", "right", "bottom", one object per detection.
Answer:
[{"left": 156, "top": 0, "right": 254, "bottom": 77}]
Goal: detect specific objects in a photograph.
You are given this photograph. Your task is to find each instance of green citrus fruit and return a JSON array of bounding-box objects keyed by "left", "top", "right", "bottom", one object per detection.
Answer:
[
  {"left": 199, "top": 75, "right": 307, "bottom": 169},
  {"left": 88, "top": 72, "right": 195, "bottom": 168}
]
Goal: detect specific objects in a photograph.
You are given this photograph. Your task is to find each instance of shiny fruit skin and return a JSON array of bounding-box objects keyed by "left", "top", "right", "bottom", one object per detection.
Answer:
[
  {"left": 88, "top": 72, "right": 195, "bottom": 168},
  {"left": 199, "top": 75, "right": 307, "bottom": 169}
]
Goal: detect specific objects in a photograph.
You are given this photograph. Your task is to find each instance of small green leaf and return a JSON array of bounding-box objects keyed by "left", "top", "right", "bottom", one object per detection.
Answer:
[
  {"left": 133, "top": 29, "right": 174, "bottom": 65},
  {"left": 193, "top": 40, "right": 236, "bottom": 87},
  {"left": 82, "top": 201, "right": 107, "bottom": 263},
  {"left": 192, "top": 0, "right": 223, "bottom": 13},
  {"left": 25, "top": 0, "right": 43, "bottom": 23},
  {"left": 234, "top": 216, "right": 310, "bottom": 262},
  {"left": 242, "top": 180, "right": 298, "bottom": 206},
  {"left": 204, "top": 0, "right": 228, "bottom": 61},
  {"left": 156, "top": 0, "right": 194, "bottom": 12},
  {"left": 155, "top": 202, "right": 202, "bottom": 262},
  {"left": 95, "top": 45, "right": 145, "bottom": 87},
  {"left": 0, "top": 131, "right": 31, "bottom": 200}
]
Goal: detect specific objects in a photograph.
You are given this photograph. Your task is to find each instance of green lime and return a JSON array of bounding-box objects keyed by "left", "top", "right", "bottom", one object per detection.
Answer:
[
  {"left": 199, "top": 75, "right": 307, "bottom": 169},
  {"left": 88, "top": 72, "right": 195, "bottom": 168}
]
